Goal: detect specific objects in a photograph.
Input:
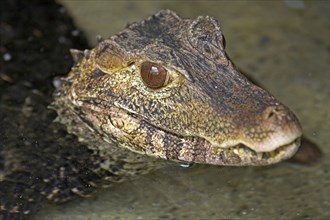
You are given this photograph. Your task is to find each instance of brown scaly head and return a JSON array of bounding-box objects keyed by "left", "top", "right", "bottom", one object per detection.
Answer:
[{"left": 53, "top": 10, "right": 302, "bottom": 166}]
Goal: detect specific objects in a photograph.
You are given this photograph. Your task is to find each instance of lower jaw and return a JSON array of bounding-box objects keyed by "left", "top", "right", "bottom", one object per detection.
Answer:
[
  {"left": 243, "top": 137, "right": 301, "bottom": 165},
  {"left": 209, "top": 137, "right": 302, "bottom": 166}
]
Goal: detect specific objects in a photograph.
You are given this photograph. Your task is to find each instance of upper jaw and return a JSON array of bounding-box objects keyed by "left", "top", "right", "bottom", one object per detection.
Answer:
[{"left": 241, "top": 125, "right": 303, "bottom": 153}]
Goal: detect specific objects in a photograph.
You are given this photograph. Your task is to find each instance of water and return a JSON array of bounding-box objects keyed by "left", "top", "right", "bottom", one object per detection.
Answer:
[{"left": 38, "top": 1, "right": 329, "bottom": 219}]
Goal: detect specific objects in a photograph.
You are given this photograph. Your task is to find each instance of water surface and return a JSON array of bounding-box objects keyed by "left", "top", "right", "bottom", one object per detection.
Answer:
[{"left": 38, "top": 1, "right": 329, "bottom": 219}]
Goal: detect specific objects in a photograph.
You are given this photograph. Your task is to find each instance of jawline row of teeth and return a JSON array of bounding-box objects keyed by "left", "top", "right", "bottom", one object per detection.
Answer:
[{"left": 255, "top": 141, "right": 297, "bottom": 160}]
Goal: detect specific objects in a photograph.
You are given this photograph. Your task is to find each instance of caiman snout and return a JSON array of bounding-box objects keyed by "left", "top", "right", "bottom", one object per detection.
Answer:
[{"left": 239, "top": 104, "right": 303, "bottom": 153}]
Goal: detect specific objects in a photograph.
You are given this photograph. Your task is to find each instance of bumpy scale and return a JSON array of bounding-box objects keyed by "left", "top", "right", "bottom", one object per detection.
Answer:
[
  {"left": 54, "top": 10, "right": 302, "bottom": 168},
  {"left": 1, "top": 9, "right": 303, "bottom": 220}
]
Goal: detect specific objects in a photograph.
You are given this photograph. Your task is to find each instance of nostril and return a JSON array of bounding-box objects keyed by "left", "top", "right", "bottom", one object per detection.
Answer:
[
  {"left": 267, "top": 111, "right": 275, "bottom": 119},
  {"left": 264, "top": 106, "right": 284, "bottom": 121}
]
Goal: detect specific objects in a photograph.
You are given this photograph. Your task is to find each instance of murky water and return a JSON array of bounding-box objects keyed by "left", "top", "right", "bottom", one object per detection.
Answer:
[{"left": 37, "top": 1, "right": 329, "bottom": 219}]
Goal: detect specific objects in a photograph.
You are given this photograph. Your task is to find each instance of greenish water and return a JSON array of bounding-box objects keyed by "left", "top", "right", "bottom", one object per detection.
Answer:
[{"left": 38, "top": 1, "right": 329, "bottom": 219}]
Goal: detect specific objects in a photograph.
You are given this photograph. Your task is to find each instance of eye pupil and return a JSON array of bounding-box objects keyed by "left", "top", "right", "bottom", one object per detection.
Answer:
[{"left": 141, "top": 61, "right": 168, "bottom": 89}]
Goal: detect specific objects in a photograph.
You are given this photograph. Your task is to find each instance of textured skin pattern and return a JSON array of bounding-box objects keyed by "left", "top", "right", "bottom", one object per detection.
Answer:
[
  {"left": 1, "top": 6, "right": 304, "bottom": 220},
  {"left": 54, "top": 10, "right": 302, "bottom": 169}
]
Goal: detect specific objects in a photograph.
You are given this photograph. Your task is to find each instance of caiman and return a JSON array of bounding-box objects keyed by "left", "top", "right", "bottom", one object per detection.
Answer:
[
  {"left": 1, "top": 8, "right": 320, "bottom": 220},
  {"left": 54, "top": 9, "right": 302, "bottom": 166}
]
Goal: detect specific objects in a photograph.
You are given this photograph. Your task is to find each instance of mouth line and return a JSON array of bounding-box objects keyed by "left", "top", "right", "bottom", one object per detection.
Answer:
[
  {"left": 86, "top": 100, "right": 300, "bottom": 163},
  {"left": 138, "top": 109, "right": 301, "bottom": 161},
  {"left": 236, "top": 137, "right": 301, "bottom": 160},
  {"left": 121, "top": 104, "right": 301, "bottom": 161}
]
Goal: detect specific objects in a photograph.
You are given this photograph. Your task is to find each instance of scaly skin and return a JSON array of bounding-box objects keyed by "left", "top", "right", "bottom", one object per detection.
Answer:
[
  {"left": 0, "top": 9, "right": 306, "bottom": 220},
  {"left": 53, "top": 10, "right": 302, "bottom": 166}
]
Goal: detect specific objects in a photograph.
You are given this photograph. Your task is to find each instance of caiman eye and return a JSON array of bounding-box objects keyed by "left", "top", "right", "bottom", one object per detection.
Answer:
[{"left": 140, "top": 61, "right": 169, "bottom": 89}]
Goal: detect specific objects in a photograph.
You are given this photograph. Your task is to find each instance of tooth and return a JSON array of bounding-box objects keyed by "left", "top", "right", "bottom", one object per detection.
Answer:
[
  {"left": 257, "top": 152, "right": 263, "bottom": 160},
  {"left": 270, "top": 151, "right": 276, "bottom": 158}
]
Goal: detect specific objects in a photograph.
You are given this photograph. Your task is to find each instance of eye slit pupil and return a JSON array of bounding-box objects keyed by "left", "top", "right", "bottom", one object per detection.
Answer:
[{"left": 140, "top": 61, "right": 168, "bottom": 89}]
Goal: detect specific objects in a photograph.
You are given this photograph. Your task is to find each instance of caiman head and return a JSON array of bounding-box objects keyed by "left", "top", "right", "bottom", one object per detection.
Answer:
[{"left": 54, "top": 10, "right": 302, "bottom": 166}]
